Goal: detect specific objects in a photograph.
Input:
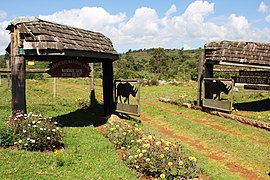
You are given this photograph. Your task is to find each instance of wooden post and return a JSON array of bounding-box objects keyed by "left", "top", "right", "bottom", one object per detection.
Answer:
[
  {"left": 197, "top": 51, "right": 204, "bottom": 106},
  {"left": 102, "top": 61, "right": 114, "bottom": 116},
  {"left": 204, "top": 63, "right": 214, "bottom": 99},
  {"left": 6, "top": 59, "right": 11, "bottom": 88},
  {"left": 11, "top": 28, "right": 26, "bottom": 114},
  {"left": 89, "top": 63, "right": 96, "bottom": 108}
]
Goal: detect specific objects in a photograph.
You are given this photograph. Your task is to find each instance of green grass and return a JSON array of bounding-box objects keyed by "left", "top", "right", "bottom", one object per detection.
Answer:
[
  {"left": 140, "top": 84, "right": 270, "bottom": 179},
  {"left": 1, "top": 77, "right": 269, "bottom": 179},
  {"left": 0, "top": 78, "right": 136, "bottom": 179},
  {"left": 0, "top": 126, "right": 136, "bottom": 179}
]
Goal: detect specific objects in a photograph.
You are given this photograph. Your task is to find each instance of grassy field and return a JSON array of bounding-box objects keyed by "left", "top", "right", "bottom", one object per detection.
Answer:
[
  {"left": 0, "top": 77, "right": 269, "bottom": 179},
  {"left": 0, "top": 78, "right": 136, "bottom": 179}
]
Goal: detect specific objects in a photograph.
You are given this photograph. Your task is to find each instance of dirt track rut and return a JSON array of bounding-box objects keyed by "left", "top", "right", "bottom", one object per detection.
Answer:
[{"left": 139, "top": 99, "right": 269, "bottom": 180}]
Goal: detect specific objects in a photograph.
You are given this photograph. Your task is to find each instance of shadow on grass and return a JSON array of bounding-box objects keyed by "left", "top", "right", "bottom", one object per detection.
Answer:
[
  {"left": 234, "top": 98, "right": 270, "bottom": 111},
  {"left": 55, "top": 102, "right": 108, "bottom": 127},
  {"left": 116, "top": 112, "right": 141, "bottom": 124}
]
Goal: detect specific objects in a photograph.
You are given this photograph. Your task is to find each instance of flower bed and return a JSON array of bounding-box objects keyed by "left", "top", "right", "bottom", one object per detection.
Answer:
[
  {"left": 102, "top": 118, "right": 201, "bottom": 179},
  {"left": 0, "top": 112, "right": 64, "bottom": 151}
]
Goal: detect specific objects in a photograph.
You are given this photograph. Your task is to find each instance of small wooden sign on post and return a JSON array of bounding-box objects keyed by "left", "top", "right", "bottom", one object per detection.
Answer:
[{"left": 47, "top": 60, "right": 91, "bottom": 78}]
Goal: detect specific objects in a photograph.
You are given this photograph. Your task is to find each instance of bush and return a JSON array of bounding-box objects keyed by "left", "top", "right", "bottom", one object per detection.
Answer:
[
  {"left": 102, "top": 120, "right": 143, "bottom": 149},
  {"left": 7, "top": 112, "right": 64, "bottom": 151},
  {"left": 0, "top": 126, "right": 19, "bottom": 148},
  {"left": 102, "top": 119, "right": 201, "bottom": 179}
]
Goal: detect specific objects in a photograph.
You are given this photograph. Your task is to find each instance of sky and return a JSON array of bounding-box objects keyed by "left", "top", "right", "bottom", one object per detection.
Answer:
[{"left": 0, "top": 0, "right": 270, "bottom": 54}]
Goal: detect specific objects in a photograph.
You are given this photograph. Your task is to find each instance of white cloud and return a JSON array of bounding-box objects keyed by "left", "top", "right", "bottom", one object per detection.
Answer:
[
  {"left": 266, "top": 14, "right": 270, "bottom": 22},
  {"left": 39, "top": 6, "right": 126, "bottom": 31},
  {"left": 0, "top": 21, "right": 10, "bottom": 54},
  {"left": 1, "top": 1, "right": 270, "bottom": 54},
  {"left": 258, "top": 2, "right": 268, "bottom": 13},
  {"left": 165, "top": 4, "right": 177, "bottom": 17},
  {"left": 0, "top": 10, "right": 7, "bottom": 19}
]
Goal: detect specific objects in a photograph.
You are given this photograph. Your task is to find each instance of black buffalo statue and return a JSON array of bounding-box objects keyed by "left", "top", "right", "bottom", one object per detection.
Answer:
[
  {"left": 116, "top": 82, "right": 138, "bottom": 104},
  {"left": 205, "top": 80, "right": 232, "bottom": 100}
]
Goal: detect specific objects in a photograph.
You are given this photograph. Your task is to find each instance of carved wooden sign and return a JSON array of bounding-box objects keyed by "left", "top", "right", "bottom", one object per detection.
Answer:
[
  {"left": 232, "top": 77, "right": 270, "bottom": 85},
  {"left": 244, "top": 85, "right": 270, "bottom": 91},
  {"left": 47, "top": 60, "right": 90, "bottom": 78}
]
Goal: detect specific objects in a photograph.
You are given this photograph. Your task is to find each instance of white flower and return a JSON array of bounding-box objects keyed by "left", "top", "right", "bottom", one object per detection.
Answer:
[
  {"left": 37, "top": 121, "right": 41, "bottom": 123},
  {"left": 24, "top": 143, "right": 28, "bottom": 146},
  {"left": 30, "top": 139, "right": 35, "bottom": 143},
  {"left": 33, "top": 125, "right": 37, "bottom": 128},
  {"left": 40, "top": 128, "right": 43, "bottom": 131},
  {"left": 56, "top": 127, "right": 60, "bottom": 130},
  {"left": 32, "top": 114, "right": 38, "bottom": 117},
  {"left": 14, "top": 142, "right": 17, "bottom": 145},
  {"left": 23, "top": 129, "right": 27, "bottom": 133},
  {"left": 32, "top": 121, "right": 36, "bottom": 124},
  {"left": 18, "top": 140, "right": 22, "bottom": 143},
  {"left": 60, "top": 130, "right": 63, "bottom": 133},
  {"left": 14, "top": 118, "right": 17, "bottom": 121},
  {"left": 52, "top": 129, "right": 56, "bottom": 132},
  {"left": 54, "top": 122, "right": 58, "bottom": 125},
  {"left": 16, "top": 114, "right": 23, "bottom": 118},
  {"left": 28, "top": 124, "right": 31, "bottom": 127},
  {"left": 47, "top": 137, "right": 51, "bottom": 140},
  {"left": 27, "top": 138, "right": 30, "bottom": 141},
  {"left": 44, "top": 128, "right": 47, "bottom": 131}
]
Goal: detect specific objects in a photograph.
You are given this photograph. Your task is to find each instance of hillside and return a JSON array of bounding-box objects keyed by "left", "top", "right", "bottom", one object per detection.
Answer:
[
  {"left": 114, "top": 48, "right": 202, "bottom": 81},
  {"left": 0, "top": 48, "right": 202, "bottom": 81}
]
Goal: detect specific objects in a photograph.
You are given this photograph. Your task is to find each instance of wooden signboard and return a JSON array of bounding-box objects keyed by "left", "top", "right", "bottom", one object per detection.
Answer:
[
  {"left": 239, "top": 71, "right": 270, "bottom": 77},
  {"left": 232, "top": 77, "right": 270, "bottom": 85},
  {"left": 47, "top": 60, "right": 90, "bottom": 78},
  {"left": 114, "top": 79, "right": 140, "bottom": 116},
  {"left": 244, "top": 85, "right": 270, "bottom": 91}
]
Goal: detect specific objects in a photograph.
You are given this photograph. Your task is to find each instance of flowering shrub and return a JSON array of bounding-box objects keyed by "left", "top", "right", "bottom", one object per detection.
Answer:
[
  {"left": 102, "top": 119, "right": 201, "bottom": 179},
  {"left": 6, "top": 112, "right": 64, "bottom": 151},
  {"left": 0, "top": 126, "right": 19, "bottom": 148},
  {"left": 102, "top": 120, "right": 143, "bottom": 149}
]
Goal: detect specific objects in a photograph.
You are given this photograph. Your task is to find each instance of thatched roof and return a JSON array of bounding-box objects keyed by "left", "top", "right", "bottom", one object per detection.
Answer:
[
  {"left": 6, "top": 18, "right": 118, "bottom": 61},
  {"left": 205, "top": 40, "right": 270, "bottom": 67}
]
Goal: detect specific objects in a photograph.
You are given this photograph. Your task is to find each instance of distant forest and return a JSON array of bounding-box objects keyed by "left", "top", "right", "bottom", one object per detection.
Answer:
[{"left": 0, "top": 48, "right": 203, "bottom": 81}]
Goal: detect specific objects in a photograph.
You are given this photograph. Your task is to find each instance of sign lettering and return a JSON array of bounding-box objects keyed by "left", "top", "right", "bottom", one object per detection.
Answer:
[
  {"left": 47, "top": 60, "right": 90, "bottom": 78},
  {"left": 244, "top": 85, "right": 270, "bottom": 91},
  {"left": 232, "top": 77, "right": 270, "bottom": 85},
  {"left": 239, "top": 71, "right": 270, "bottom": 77}
]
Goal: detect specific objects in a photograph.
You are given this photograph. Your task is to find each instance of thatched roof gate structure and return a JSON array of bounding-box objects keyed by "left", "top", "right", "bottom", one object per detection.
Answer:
[
  {"left": 6, "top": 18, "right": 119, "bottom": 116},
  {"left": 198, "top": 40, "right": 270, "bottom": 111}
]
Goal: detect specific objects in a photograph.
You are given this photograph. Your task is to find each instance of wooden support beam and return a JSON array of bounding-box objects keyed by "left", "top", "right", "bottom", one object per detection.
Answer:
[
  {"left": 11, "top": 29, "right": 26, "bottom": 114},
  {"left": 204, "top": 63, "right": 214, "bottom": 99},
  {"left": 197, "top": 51, "right": 204, "bottom": 106},
  {"left": 102, "top": 61, "right": 114, "bottom": 116}
]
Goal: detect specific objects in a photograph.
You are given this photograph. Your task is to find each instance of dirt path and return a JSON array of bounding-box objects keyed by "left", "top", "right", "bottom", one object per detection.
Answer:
[
  {"left": 58, "top": 83, "right": 269, "bottom": 179},
  {"left": 139, "top": 99, "right": 268, "bottom": 180}
]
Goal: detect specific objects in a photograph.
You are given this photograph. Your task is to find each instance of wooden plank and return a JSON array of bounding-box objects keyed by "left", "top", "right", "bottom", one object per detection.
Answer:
[
  {"left": 11, "top": 31, "right": 26, "bottom": 114},
  {"left": 197, "top": 51, "right": 204, "bottom": 106},
  {"left": 116, "top": 103, "right": 139, "bottom": 116},
  {"left": 102, "top": 61, "right": 114, "bottom": 116},
  {"left": 203, "top": 99, "right": 232, "bottom": 112},
  {"left": 0, "top": 68, "right": 47, "bottom": 73},
  {"left": 244, "top": 85, "right": 270, "bottom": 91},
  {"left": 239, "top": 71, "right": 270, "bottom": 77}
]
